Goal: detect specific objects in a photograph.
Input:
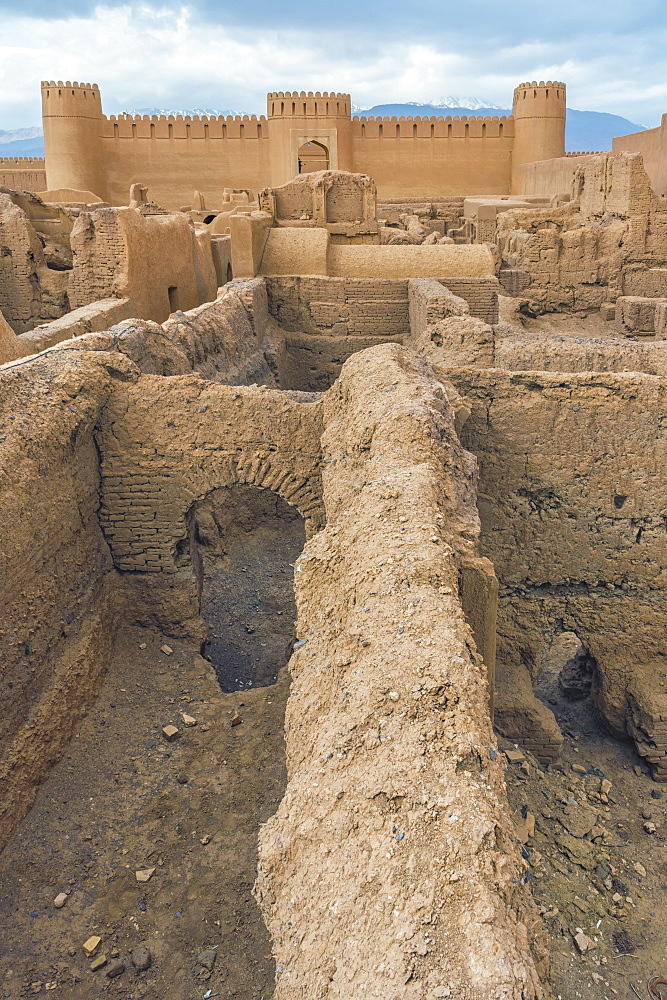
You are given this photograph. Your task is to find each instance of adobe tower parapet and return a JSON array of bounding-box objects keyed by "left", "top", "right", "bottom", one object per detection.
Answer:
[
  {"left": 267, "top": 92, "right": 351, "bottom": 119},
  {"left": 41, "top": 80, "right": 107, "bottom": 200},
  {"left": 511, "top": 80, "right": 566, "bottom": 190},
  {"left": 267, "top": 91, "right": 353, "bottom": 186}
]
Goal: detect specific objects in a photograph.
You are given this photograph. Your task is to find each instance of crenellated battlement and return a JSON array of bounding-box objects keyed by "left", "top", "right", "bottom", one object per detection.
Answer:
[
  {"left": 513, "top": 80, "right": 566, "bottom": 116},
  {"left": 107, "top": 112, "right": 267, "bottom": 124},
  {"left": 42, "top": 80, "right": 103, "bottom": 120},
  {"left": 41, "top": 80, "right": 99, "bottom": 91},
  {"left": 0, "top": 157, "right": 45, "bottom": 165},
  {"left": 352, "top": 114, "right": 511, "bottom": 123},
  {"left": 268, "top": 91, "right": 349, "bottom": 100},
  {"left": 268, "top": 92, "right": 351, "bottom": 118}
]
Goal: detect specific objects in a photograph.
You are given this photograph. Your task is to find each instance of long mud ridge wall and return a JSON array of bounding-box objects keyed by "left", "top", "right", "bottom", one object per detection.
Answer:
[{"left": 256, "top": 346, "right": 549, "bottom": 1000}]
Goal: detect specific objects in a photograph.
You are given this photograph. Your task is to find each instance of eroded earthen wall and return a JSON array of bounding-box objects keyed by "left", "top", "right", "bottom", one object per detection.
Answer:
[
  {"left": 450, "top": 367, "right": 667, "bottom": 747},
  {"left": 0, "top": 348, "right": 139, "bottom": 848},
  {"left": 256, "top": 345, "right": 549, "bottom": 999}
]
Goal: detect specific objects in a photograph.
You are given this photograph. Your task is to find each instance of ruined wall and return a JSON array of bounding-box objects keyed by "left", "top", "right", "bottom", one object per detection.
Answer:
[
  {"left": 495, "top": 330, "right": 667, "bottom": 375},
  {"left": 0, "top": 191, "right": 70, "bottom": 333},
  {"left": 69, "top": 206, "right": 218, "bottom": 323},
  {"left": 256, "top": 345, "right": 549, "bottom": 1000},
  {"left": 497, "top": 153, "right": 667, "bottom": 314},
  {"left": 0, "top": 348, "right": 139, "bottom": 848},
  {"left": 266, "top": 277, "right": 410, "bottom": 337},
  {"left": 450, "top": 367, "right": 667, "bottom": 753},
  {"left": 407, "top": 278, "right": 495, "bottom": 368},
  {"left": 95, "top": 377, "right": 324, "bottom": 633}
]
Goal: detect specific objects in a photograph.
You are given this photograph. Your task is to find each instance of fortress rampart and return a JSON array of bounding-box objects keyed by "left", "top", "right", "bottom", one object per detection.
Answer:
[
  {"left": 30, "top": 79, "right": 567, "bottom": 208},
  {"left": 0, "top": 156, "right": 46, "bottom": 192}
]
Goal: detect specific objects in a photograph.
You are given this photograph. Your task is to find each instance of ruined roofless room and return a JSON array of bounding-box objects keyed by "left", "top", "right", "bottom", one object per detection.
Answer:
[{"left": 3, "top": 7, "right": 667, "bottom": 999}]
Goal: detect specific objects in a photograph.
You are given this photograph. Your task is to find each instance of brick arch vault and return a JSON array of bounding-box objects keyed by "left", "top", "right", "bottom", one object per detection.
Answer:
[{"left": 97, "top": 378, "right": 326, "bottom": 584}]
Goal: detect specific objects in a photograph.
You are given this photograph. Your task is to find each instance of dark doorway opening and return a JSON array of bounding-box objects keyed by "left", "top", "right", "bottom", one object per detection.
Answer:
[
  {"left": 190, "top": 484, "right": 305, "bottom": 691},
  {"left": 167, "top": 285, "right": 180, "bottom": 312}
]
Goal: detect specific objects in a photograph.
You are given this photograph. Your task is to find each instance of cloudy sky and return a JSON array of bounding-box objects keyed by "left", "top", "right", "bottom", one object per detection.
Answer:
[{"left": 1, "top": 0, "right": 666, "bottom": 129}]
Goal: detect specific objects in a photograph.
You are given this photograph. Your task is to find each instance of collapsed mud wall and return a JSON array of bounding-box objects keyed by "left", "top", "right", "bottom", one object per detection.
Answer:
[
  {"left": 496, "top": 153, "right": 667, "bottom": 314},
  {"left": 450, "top": 367, "right": 667, "bottom": 758},
  {"left": 0, "top": 348, "right": 138, "bottom": 848},
  {"left": 256, "top": 345, "right": 549, "bottom": 1000},
  {"left": 0, "top": 191, "right": 70, "bottom": 334}
]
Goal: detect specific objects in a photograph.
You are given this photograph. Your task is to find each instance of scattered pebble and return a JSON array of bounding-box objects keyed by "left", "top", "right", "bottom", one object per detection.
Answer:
[
  {"left": 162, "top": 724, "right": 180, "bottom": 742},
  {"left": 106, "top": 959, "right": 125, "bottom": 979},
  {"left": 181, "top": 713, "right": 197, "bottom": 726},
  {"left": 90, "top": 954, "right": 108, "bottom": 971},
  {"left": 135, "top": 867, "right": 156, "bottom": 883},
  {"left": 160, "top": 645, "right": 173, "bottom": 655},
  {"left": 53, "top": 892, "right": 67, "bottom": 909},
  {"left": 574, "top": 931, "right": 596, "bottom": 953},
  {"left": 82, "top": 936, "right": 102, "bottom": 957},
  {"left": 131, "top": 945, "right": 152, "bottom": 971},
  {"left": 231, "top": 714, "right": 242, "bottom": 727},
  {"left": 196, "top": 949, "right": 217, "bottom": 971}
]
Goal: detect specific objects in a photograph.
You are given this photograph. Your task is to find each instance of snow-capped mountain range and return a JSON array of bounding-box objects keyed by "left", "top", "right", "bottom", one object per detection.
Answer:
[
  {"left": 351, "top": 96, "right": 505, "bottom": 113},
  {"left": 0, "top": 98, "right": 647, "bottom": 157}
]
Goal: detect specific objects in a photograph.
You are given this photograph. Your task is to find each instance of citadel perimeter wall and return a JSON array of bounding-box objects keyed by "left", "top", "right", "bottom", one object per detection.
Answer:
[
  {"left": 0, "top": 157, "right": 47, "bottom": 192},
  {"left": 39, "top": 81, "right": 566, "bottom": 208}
]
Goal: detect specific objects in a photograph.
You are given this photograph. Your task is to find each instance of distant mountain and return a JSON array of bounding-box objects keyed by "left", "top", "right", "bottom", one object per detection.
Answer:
[
  {"left": 352, "top": 103, "right": 647, "bottom": 153},
  {"left": 123, "top": 106, "right": 244, "bottom": 118},
  {"left": 0, "top": 128, "right": 44, "bottom": 158},
  {"left": 0, "top": 103, "right": 649, "bottom": 159}
]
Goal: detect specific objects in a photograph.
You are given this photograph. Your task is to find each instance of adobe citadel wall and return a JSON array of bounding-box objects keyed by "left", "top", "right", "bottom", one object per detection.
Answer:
[{"left": 39, "top": 80, "right": 566, "bottom": 208}]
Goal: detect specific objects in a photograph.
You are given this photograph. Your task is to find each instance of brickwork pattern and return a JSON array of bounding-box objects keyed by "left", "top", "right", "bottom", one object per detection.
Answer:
[{"left": 98, "top": 378, "right": 325, "bottom": 575}]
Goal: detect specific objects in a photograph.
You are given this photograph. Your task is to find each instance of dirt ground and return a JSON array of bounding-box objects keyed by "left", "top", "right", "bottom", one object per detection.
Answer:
[
  {"left": 503, "top": 684, "right": 667, "bottom": 1000},
  {"left": 0, "top": 626, "right": 288, "bottom": 1000},
  {"left": 2, "top": 622, "right": 666, "bottom": 1000}
]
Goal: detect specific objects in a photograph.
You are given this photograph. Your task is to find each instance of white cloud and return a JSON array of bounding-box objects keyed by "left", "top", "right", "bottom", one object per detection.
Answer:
[{"left": 0, "top": 3, "right": 666, "bottom": 128}]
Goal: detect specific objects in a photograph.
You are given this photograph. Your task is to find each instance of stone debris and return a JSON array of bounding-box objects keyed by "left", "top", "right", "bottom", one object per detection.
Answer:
[
  {"left": 106, "top": 959, "right": 125, "bottom": 978},
  {"left": 82, "top": 936, "right": 102, "bottom": 957},
  {"left": 230, "top": 714, "right": 242, "bottom": 727},
  {"left": 573, "top": 931, "right": 596, "bottom": 953},
  {"left": 558, "top": 803, "right": 599, "bottom": 839},
  {"left": 200, "top": 834, "right": 211, "bottom": 845},
  {"left": 131, "top": 945, "right": 152, "bottom": 971},
  {"left": 181, "top": 713, "right": 197, "bottom": 726},
  {"left": 53, "top": 892, "right": 67, "bottom": 908},
  {"left": 90, "top": 954, "right": 108, "bottom": 971},
  {"left": 196, "top": 949, "right": 217, "bottom": 971},
  {"left": 505, "top": 748, "right": 525, "bottom": 764},
  {"left": 162, "top": 724, "right": 180, "bottom": 742},
  {"left": 135, "top": 867, "right": 156, "bottom": 882},
  {"left": 160, "top": 645, "right": 173, "bottom": 655}
]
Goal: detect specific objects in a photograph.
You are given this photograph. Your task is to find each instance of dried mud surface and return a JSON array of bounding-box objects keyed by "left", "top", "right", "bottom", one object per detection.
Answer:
[
  {"left": 504, "top": 687, "right": 667, "bottom": 1000},
  {"left": 0, "top": 625, "right": 287, "bottom": 1000}
]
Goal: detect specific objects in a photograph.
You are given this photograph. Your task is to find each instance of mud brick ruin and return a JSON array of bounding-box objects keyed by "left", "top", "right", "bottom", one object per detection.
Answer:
[{"left": 2, "top": 76, "right": 667, "bottom": 1000}]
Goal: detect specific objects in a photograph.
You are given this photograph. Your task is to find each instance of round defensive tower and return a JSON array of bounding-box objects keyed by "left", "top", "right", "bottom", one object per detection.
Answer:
[
  {"left": 266, "top": 92, "right": 353, "bottom": 186},
  {"left": 511, "top": 80, "right": 566, "bottom": 191},
  {"left": 41, "top": 81, "right": 107, "bottom": 200}
]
